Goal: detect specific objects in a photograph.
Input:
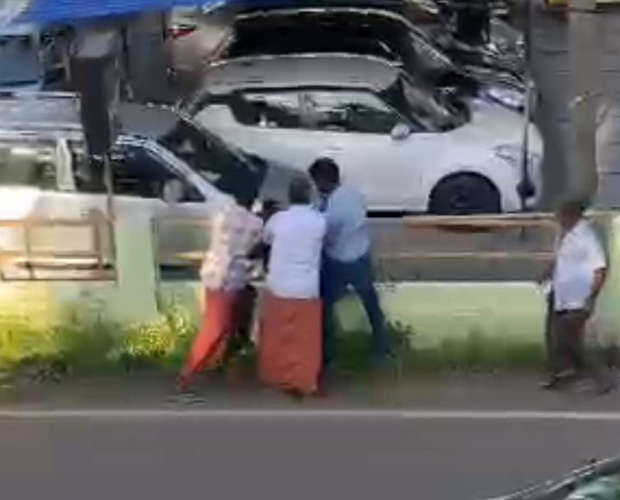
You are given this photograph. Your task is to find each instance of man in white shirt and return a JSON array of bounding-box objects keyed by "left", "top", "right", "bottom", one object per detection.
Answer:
[
  {"left": 259, "top": 177, "right": 326, "bottom": 395},
  {"left": 308, "top": 158, "right": 389, "bottom": 367},
  {"left": 263, "top": 178, "right": 326, "bottom": 299},
  {"left": 541, "top": 200, "right": 611, "bottom": 393}
]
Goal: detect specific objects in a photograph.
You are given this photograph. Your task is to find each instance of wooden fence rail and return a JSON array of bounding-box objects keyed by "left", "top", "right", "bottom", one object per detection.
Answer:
[
  {"left": 153, "top": 212, "right": 597, "bottom": 267},
  {"left": 0, "top": 210, "right": 114, "bottom": 281}
]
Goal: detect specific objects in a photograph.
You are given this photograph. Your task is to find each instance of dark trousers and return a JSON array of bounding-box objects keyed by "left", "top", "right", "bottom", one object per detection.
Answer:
[
  {"left": 321, "top": 253, "right": 388, "bottom": 365},
  {"left": 544, "top": 292, "right": 555, "bottom": 373},
  {"left": 551, "top": 309, "right": 613, "bottom": 389},
  {"left": 552, "top": 310, "right": 590, "bottom": 375}
]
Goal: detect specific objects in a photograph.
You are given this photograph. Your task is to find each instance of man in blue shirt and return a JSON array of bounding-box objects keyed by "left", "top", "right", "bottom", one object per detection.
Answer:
[{"left": 308, "top": 158, "right": 389, "bottom": 367}]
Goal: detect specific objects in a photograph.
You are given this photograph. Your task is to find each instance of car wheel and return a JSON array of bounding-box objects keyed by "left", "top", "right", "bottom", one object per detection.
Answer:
[{"left": 428, "top": 174, "right": 501, "bottom": 215}]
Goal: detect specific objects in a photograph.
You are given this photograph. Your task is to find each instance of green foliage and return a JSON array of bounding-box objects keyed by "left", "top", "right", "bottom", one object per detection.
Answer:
[
  {"left": 0, "top": 303, "right": 197, "bottom": 376},
  {"left": 0, "top": 308, "right": 545, "bottom": 378},
  {"left": 335, "top": 322, "right": 544, "bottom": 374}
]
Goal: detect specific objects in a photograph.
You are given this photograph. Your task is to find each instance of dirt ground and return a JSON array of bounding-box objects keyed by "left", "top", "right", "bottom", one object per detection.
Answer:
[{"left": 1, "top": 369, "right": 619, "bottom": 411}]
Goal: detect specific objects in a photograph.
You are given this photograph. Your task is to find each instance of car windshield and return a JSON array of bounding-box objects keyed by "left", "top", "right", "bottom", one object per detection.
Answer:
[
  {"left": 158, "top": 118, "right": 266, "bottom": 207},
  {"left": 0, "top": 33, "right": 40, "bottom": 87}
]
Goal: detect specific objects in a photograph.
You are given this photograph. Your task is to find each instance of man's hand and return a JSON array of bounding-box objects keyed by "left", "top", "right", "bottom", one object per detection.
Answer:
[
  {"left": 262, "top": 200, "right": 281, "bottom": 222},
  {"left": 537, "top": 263, "right": 554, "bottom": 286}
]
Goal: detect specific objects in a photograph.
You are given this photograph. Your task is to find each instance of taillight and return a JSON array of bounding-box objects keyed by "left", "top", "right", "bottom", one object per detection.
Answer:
[{"left": 167, "top": 24, "right": 197, "bottom": 40}]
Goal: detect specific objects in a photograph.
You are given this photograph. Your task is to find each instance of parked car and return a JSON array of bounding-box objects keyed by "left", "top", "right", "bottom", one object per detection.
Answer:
[
  {"left": 0, "top": 92, "right": 271, "bottom": 271},
  {"left": 164, "top": 3, "right": 231, "bottom": 94},
  {"left": 209, "top": 7, "right": 527, "bottom": 111},
  {"left": 189, "top": 54, "right": 543, "bottom": 214}
]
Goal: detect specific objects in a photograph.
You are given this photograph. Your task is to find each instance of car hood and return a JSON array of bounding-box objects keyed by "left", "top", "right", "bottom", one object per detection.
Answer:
[{"left": 452, "top": 98, "right": 541, "bottom": 152}]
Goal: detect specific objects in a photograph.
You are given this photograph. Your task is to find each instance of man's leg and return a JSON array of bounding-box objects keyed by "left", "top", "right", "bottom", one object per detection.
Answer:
[
  {"left": 562, "top": 311, "right": 589, "bottom": 375},
  {"left": 349, "top": 254, "right": 389, "bottom": 360},
  {"left": 561, "top": 310, "right": 614, "bottom": 393},
  {"left": 178, "top": 289, "right": 237, "bottom": 390},
  {"left": 544, "top": 292, "right": 555, "bottom": 374},
  {"left": 321, "top": 258, "right": 347, "bottom": 367},
  {"left": 235, "top": 285, "right": 257, "bottom": 344}
]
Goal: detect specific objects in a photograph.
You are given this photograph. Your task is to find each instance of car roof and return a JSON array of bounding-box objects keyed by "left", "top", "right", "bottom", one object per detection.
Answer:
[{"left": 204, "top": 54, "right": 400, "bottom": 95}]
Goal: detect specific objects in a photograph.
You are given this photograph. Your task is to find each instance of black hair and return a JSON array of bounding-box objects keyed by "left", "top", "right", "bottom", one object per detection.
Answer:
[
  {"left": 557, "top": 198, "right": 588, "bottom": 218},
  {"left": 308, "top": 157, "right": 340, "bottom": 184},
  {"left": 288, "top": 176, "right": 312, "bottom": 205}
]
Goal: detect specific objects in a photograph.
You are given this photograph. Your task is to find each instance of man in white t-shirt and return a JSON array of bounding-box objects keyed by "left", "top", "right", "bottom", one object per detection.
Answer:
[
  {"left": 259, "top": 177, "right": 326, "bottom": 395},
  {"left": 541, "top": 200, "right": 612, "bottom": 393}
]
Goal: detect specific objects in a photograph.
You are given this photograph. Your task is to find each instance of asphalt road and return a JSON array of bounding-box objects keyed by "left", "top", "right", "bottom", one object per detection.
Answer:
[{"left": 2, "top": 412, "right": 620, "bottom": 500}]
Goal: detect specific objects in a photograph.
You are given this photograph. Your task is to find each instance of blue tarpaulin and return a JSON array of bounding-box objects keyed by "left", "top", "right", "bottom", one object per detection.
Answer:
[{"left": 16, "top": 0, "right": 220, "bottom": 25}]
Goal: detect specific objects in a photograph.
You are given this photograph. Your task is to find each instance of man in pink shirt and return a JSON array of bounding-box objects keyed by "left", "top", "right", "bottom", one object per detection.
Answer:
[{"left": 178, "top": 201, "right": 262, "bottom": 391}]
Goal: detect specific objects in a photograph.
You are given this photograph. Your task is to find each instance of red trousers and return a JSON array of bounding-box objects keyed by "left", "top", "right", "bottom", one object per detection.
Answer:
[{"left": 181, "top": 289, "right": 239, "bottom": 385}]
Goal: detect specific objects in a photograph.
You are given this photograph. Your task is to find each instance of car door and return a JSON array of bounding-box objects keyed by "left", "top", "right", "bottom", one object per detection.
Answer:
[
  {"left": 74, "top": 140, "right": 215, "bottom": 260},
  {"left": 300, "top": 90, "right": 418, "bottom": 211}
]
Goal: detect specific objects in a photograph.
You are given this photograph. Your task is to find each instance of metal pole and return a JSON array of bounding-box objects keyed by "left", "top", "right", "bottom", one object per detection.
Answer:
[
  {"left": 519, "top": 81, "right": 534, "bottom": 211},
  {"left": 102, "top": 152, "right": 117, "bottom": 279},
  {"left": 103, "top": 153, "right": 114, "bottom": 221},
  {"left": 518, "top": 0, "right": 535, "bottom": 212}
]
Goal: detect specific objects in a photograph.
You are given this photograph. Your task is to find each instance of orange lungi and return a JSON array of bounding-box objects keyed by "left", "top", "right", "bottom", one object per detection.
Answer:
[
  {"left": 258, "top": 293, "right": 322, "bottom": 395},
  {"left": 180, "top": 289, "right": 239, "bottom": 386}
]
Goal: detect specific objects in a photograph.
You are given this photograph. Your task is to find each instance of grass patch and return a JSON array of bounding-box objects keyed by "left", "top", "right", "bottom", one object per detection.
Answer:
[
  {"left": 0, "top": 308, "right": 545, "bottom": 379},
  {"left": 0, "top": 304, "right": 197, "bottom": 377},
  {"left": 335, "top": 322, "right": 544, "bottom": 374}
]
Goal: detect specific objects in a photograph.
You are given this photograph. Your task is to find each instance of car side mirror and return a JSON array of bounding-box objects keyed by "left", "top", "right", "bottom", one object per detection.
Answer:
[
  {"left": 391, "top": 123, "right": 411, "bottom": 141},
  {"left": 161, "top": 179, "right": 186, "bottom": 203}
]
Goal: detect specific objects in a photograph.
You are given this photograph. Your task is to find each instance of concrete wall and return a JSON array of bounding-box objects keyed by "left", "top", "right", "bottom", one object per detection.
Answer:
[{"left": 1, "top": 213, "right": 619, "bottom": 351}]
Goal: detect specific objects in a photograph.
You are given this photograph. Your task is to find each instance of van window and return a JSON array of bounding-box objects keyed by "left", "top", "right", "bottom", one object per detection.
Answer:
[
  {"left": 110, "top": 143, "right": 202, "bottom": 201},
  {"left": 0, "top": 138, "right": 58, "bottom": 190}
]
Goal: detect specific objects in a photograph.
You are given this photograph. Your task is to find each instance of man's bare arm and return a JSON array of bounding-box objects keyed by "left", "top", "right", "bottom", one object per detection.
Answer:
[
  {"left": 591, "top": 268, "right": 608, "bottom": 299},
  {"left": 538, "top": 263, "right": 555, "bottom": 285}
]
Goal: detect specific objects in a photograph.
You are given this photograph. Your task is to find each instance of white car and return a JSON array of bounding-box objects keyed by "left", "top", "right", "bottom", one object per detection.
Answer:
[{"left": 190, "top": 54, "right": 543, "bottom": 214}]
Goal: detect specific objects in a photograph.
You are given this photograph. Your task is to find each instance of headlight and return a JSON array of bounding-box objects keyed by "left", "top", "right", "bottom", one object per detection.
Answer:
[
  {"left": 494, "top": 144, "right": 541, "bottom": 170},
  {"left": 484, "top": 86, "right": 526, "bottom": 111}
]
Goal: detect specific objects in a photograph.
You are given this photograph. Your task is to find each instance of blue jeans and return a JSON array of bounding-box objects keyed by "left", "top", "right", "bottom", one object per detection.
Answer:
[{"left": 321, "top": 253, "right": 388, "bottom": 365}]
